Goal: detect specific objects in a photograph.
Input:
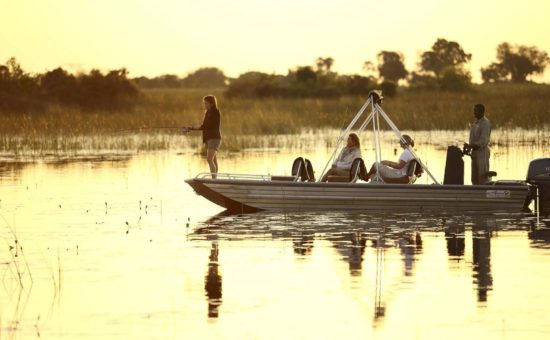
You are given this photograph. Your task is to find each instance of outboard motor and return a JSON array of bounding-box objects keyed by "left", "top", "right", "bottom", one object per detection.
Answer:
[
  {"left": 443, "top": 146, "right": 464, "bottom": 185},
  {"left": 527, "top": 158, "right": 550, "bottom": 216}
]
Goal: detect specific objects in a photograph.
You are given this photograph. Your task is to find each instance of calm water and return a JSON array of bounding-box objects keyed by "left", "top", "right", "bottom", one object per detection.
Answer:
[{"left": 0, "top": 130, "right": 549, "bottom": 339}]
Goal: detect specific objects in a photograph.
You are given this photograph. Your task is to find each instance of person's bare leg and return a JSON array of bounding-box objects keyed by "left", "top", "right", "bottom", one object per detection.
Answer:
[
  {"left": 207, "top": 149, "right": 218, "bottom": 179},
  {"left": 365, "top": 164, "right": 377, "bottom": 179},
  {"left": 321, "top": 168, "right": 336, "bottom": 182},
  {"left": 213, "top": 154, "right": 218, "bottom": 175}
]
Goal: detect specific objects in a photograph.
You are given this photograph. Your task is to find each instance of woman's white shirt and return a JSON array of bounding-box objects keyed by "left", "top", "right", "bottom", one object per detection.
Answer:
[
  {"left": 397, "top": 148, "right": 415, "bottom": 176},
  {"left": 334, "top": 147, "right": 362, "bottom": 170}
]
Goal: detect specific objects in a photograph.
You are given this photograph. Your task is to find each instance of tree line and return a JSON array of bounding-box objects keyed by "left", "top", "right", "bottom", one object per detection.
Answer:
[
  {"left": 224, "top": 39, "right": 549, "bottom": 97},
  {"left": 0, "top": 58, "right": 138, "bottom": 111},
  {"left": 1, "top": 38, "right": 548, "bottom": 111},
  {"left": 131, "top": 39, "right": 549, "bottom": 96}
]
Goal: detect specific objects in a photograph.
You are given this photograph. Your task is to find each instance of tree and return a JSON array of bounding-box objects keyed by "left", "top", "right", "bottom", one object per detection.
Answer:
[
  {"left": 439, "top": 67, "right": 471, "bottom": 91},
  {"left": 5, "top": 57, "right": 25, "bottom": 79},
  {"left": 481, "top": 43, "right": 549, "bottom": 83},
  {"left": 41, "top": 67, "right": 78, "bottom": 102},
  {"left": 341, "top": 75, "right": 375, "bottom": 95},
  {"left": 295, "top": 66, "right": 317, "bottom": 83},
  {"left": 315, "top": 57, "right": 334, "bottom": 74},
  {"left": 226, "top": 72, "right": 284, "bottom": 98},
  {"left": 182, "top": 67, "right": 227, "bottom": 88},
  {"left": 480, "top": 62, "right": 508, "bottom": 83},
  {"left": 419, "top": 38, "right": 471, "bottom": 78},
  {"left": 362, "top": 61, "right": 376, "bottom": 78},
  {"left": 0, "top": 57, "right": 38, "bottom": 97},
  {"left": 158, "top": 74, "right": 181, "bottom": 88},
  {"left": 377, "top": 51, "right": 408, "bottom": 83}
]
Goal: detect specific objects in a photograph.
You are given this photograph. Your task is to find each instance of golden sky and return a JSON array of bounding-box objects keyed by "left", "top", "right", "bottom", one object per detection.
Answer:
[{"left": 1, "top": 0, "right": 549, "bottom": 82}]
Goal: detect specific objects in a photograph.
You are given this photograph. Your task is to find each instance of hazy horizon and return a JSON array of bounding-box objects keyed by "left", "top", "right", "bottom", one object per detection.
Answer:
[{"left": 1, "top": 0, "right": 549, "bottom": 83}]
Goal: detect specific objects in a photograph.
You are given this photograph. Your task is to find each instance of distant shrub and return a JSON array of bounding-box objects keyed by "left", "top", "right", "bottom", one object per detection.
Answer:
[
  {"left": 0, "top": 58, "right": 40, "bottom": 111},
  {"left": 133, "top": 74, "right": 182, "bottom": 89},
  {"left": 408, "top": 69, "right": 470, "bottom": 92},
  {"left": 438, "top": 67, "right": 472, "bottom": 91},
  {"left": 379, "top": 81, "right": 397, "bottom": 97},
  {"left": 226, "top": 72, "right": 285, "bottom": 98},
  {"left": 182, "top": 67, "right": 227, "bottom": 88},
  {"left": 76, "top": 69, "right": 139, "bottom": 109},
  {"left": 341, "top": 75, "right": 376, "bottom": 96},
  {"left": 408, "top": 72, "right": 439, "bottom": 90},
  {"left": 0, "top": 58, "right": 139, "bottom": 112},
  {"left": 226, "top": 65, "right": 376, "bottom": 98}
]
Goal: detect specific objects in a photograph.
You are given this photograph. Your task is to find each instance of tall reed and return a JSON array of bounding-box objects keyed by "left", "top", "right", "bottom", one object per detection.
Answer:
[{"left": 0, "top": 84, "right": 548, "bottom": 155}]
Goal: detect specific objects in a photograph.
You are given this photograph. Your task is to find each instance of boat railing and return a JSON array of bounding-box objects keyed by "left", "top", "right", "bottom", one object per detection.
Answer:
[{"left": 195, "top": 172, "right": 299, "bottom": 181}]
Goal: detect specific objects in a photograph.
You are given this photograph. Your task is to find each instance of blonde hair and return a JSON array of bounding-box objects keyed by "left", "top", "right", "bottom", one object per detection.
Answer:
[{"left": 348, "top": 133, "right": 360, "bottom": 148}]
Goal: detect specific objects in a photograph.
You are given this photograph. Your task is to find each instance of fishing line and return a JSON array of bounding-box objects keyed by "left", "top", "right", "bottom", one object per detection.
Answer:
[{"left": 109, "top": 126, "right": 191, "bottom": 134}]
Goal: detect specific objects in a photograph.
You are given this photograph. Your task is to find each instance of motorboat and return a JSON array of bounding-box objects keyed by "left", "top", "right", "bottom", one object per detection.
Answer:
[{"left": 186, "top": 91, "right": 550, "bottom": 215}]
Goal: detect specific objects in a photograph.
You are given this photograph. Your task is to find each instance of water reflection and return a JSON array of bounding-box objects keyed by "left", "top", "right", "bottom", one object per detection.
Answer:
[
  {"left": 330, "top": 231, "right": 366, "bottom": 276},
  {"left": 191, "top": 211, "right": 538, "bottom": 325},
  {"left": 293, "top": 231, "right": 314, "bottom": 256},
  {"left": 445, "top": 219, "right": 465, "bottom": 257},
  {"left": 472, "top": 218, "right": 494, "bottom": 304},
  {"left": 1, "top": 148, "right": 548, "bottom": 339},
  {"left": 374, "top": 235, "right": 386, "bottom": 321},
  {"left": 204, "top": 238, "right": 223, "bottom": 318},
  {"left": 527, "top": 218, "right": 550, "bottom": 248},
  {"left": 398, "top": 232, "right": 422, "bottom": 277}
]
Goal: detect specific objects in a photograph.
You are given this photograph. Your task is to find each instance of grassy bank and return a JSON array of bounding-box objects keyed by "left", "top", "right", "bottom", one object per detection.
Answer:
[
  {"left": 0, "top": 84, "right": 548, "bottom": 157},
  {"left": 1, "top": 84, "right": 549, "bottom": 135}
]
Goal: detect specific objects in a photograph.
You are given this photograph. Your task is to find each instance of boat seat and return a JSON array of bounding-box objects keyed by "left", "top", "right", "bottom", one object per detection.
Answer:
[
  {"left": 383, "top": 160, "right": 422, "bottom": 184},
  {"left": 350, "top": 158, "right": 368, "bottom": 182},
  {"left": 291, "top": 157, "right": 315, "bottom": 182}
]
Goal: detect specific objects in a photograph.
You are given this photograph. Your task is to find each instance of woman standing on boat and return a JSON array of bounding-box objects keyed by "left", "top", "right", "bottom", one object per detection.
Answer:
[
  {"left": 187, "top": 95, "right": 222, "bottom": 179},
  {"left": 321, "top": 133, "right": 362, "bottom": 182}
]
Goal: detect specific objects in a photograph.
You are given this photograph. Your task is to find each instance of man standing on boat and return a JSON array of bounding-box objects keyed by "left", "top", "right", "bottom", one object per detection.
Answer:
[{"left": 466, "top": 104, "right": 491, "bottom": 185}]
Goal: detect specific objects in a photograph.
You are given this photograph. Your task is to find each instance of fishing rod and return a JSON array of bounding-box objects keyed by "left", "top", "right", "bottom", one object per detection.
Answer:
[{"left": 110, "top": 126, "right": 193, "bottom": 134}]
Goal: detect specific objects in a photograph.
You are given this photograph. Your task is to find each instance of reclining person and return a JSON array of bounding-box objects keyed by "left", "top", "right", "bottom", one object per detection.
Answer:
[
  {"left": 365, "top": 135, "right": 417, "bottom": 183},
  {"left": 321, "top": 133, "right": 362, "bottom": 182}
]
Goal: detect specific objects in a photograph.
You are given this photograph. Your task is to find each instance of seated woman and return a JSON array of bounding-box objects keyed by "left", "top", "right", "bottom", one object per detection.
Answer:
[
  {"left": 320, "top": 133, "right": 362, "bottom": 182},
  {"left": 365, "top": 135, "right": 417, "bottom": 183}
]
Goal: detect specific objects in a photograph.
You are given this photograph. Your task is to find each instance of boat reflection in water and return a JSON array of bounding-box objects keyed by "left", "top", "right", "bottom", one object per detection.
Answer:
[
  {"left": 330, "top": 231, "right": 367, "bottom": 276},
  {"left": 192, "top": 211, "right": 538, "bottom": 323}
]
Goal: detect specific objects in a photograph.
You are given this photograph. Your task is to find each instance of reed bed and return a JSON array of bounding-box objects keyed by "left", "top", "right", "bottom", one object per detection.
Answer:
[{"left": 0, "top": 84, "right": 548, "bottom": 158}]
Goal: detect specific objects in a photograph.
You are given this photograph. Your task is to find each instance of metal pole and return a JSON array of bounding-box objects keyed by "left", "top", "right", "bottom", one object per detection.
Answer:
[
  {"left": 375, "top": 103, "right": 440, "bottom": 185},
  {"left": 537, "top": 186, "right": 540, "bottom": 227},
  {"left": 318, "top": 97, "right": 371, "bottom": 181}
]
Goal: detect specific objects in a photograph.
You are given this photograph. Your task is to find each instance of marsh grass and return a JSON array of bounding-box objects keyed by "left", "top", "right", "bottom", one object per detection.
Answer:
[
  {"left": 0, "top": 215, "right": 66, "bottom": 339},
  {"left": 0, "top": 84, "right": 548, "bottom": 157}
]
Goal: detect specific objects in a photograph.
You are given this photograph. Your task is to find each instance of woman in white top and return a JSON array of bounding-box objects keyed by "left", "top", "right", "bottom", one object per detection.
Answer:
[
  {"left": 365, "top": 134, "right": 416, "bottom": 182},
  {"left": 321, "top": 133, "right": 362, "bottom": 182}
]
